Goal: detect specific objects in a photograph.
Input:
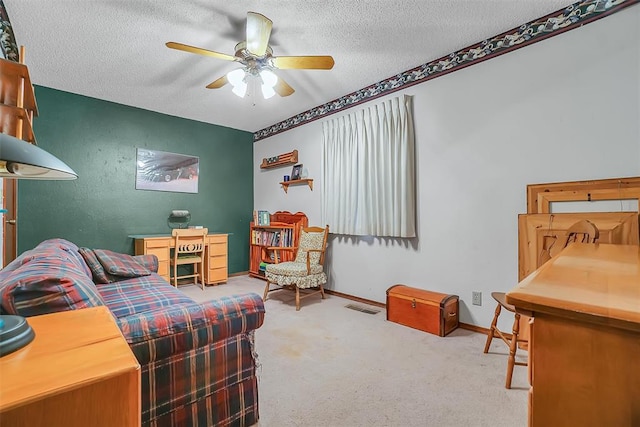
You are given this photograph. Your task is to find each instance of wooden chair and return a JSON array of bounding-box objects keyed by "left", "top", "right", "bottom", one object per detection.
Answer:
[
  {"left": 485, "top": 219, "right": 600, "bottom": 388},
  {"left": 483, "top": 292, "right": 528, "bottom": 389},
  {"left": 561, "top": 219, "right": 599, "bottom": 247},
  {"left": 170, "top": 228, "right": 208, "bottom": 289},
  {"left": 263, "top": 225, "right": 329, "bottom": 311}
]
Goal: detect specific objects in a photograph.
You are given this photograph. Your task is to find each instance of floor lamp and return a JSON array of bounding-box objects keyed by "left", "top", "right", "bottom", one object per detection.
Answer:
[{"left": 0, "top": 133, "right": 78, "bottom": 356}]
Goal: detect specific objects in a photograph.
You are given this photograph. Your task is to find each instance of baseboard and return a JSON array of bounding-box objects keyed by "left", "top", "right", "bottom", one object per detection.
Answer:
[
  {"left": 458, "top": 322, "right": 490, "bottom": 335},
  {"left": 229, "top": 271, "right": 249, "bottom": 277},
  {"left": 324, "top": 289, "right": 386, "bottom": 308}
]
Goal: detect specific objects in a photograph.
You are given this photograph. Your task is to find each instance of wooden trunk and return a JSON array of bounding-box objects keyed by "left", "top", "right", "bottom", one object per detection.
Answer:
[{"left": 386, "top": 285, "right": 459, "bottom": 337}]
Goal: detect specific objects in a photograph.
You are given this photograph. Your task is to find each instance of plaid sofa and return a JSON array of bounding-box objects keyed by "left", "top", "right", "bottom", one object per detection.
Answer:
[{"left": 0, "top": 238, "right": 265, "bottom": 427}]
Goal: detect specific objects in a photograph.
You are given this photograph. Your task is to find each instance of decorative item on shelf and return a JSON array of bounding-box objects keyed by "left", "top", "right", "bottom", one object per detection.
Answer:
[
  {"left": 291, "top": 163, "right": 303, "bottom": 180},
  {"left": 256, "top": 210, "right": 270, "bottom": 226},
  {"left": 167, "top": 210, "right": 191, "bottom": 229},
  {"left": 260, "top": 149, "right": 298, "bottom": 169},
  {"left": 283, "top": 175, "right": 290, "bottom": 182}
]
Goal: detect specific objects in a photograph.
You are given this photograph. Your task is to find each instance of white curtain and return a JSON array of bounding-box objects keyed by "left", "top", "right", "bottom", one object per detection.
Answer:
[{"left": 322, "top": 95, "right": 415, "bottom": 237}]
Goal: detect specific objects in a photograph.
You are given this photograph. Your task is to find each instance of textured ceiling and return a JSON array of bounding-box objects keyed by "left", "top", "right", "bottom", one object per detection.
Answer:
[{"left": 7, "top": 0, "right": 571, "bottom": 133}]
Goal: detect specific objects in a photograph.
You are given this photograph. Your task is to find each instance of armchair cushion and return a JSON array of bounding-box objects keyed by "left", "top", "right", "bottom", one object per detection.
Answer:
[
  {"left": 266, "top": 261, "right": 324, "bottom": 276},
  {"left": 265, "top": 263, "right": 326, "bottom": 289},
  {"left": 295, "top": 231, "right": 325, "bottom": 264}
]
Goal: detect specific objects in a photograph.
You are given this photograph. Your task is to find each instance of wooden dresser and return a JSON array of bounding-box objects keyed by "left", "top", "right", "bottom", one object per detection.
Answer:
[
  {"left": 0, "top": 307, "right": 141, "bottom": 426},
  {"left": 506, "top": 243, "right": 640, "bottom": 427}
]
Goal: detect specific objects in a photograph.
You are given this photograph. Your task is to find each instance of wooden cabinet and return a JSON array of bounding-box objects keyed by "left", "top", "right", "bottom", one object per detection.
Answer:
[
  {"left": 206, "top": 233, "right": 228, "bottom": 284},
  {"left": 132, "top": 233, "right": 228, "bottom": 285},
  {"left": 0, "top": 306, "right": 141, "bottom": 426},
  {"left": 135, "top": 236, "right": 171, "bottom": 279},
  {"left": 249, "top": 211, "right": 308, "bottom": 279},
  {"left": 506, "top": 243, "right": 640, "bottom": 427}
]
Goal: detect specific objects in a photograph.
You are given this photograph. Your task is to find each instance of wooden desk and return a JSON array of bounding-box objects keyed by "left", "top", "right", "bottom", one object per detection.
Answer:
[
  {"left": 0, "top": 307, "right": 141, "bottom": 426},
  {"left": 506, "top": 243, "right": 640, "bottom": 427},
  {"left": 131, "top": 233, "right": 228, "bottom": 285}
]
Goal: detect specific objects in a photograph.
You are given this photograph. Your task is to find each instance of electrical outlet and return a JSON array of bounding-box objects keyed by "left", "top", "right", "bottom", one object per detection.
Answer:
[{"left": 472, "top": 291, "right": 482, "bottom": 306}]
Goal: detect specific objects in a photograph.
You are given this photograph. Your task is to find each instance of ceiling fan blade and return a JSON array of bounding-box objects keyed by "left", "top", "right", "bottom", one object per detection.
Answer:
[
  {"left": 206, "top": 75, "right": 229, "bottom": 89},
  {"left": 246, "top": 12, "right": 272, "bottom": 57},
  {"left": 274, "top": 76, "right": 295, "bottom": 97},
  {"left": 166, "top": 41, "right": 237, "bottom": 62},
  {"left": 272, "top": 55, "right": 335, "bottom": 70}
]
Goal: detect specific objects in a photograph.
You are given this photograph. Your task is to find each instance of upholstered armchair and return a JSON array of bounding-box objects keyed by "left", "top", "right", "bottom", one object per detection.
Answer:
[{"left": 263, "top": 225, "right": 329, "bottom": 310}]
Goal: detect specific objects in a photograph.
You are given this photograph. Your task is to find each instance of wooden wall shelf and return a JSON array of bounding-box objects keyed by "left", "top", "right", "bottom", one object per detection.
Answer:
[
  {"left": 260, "top": 149, "right": 298, "bottom": 169},
  {"left": 280, "top": 178, "right": 313, "bottom": 193},
  {"left": 0, "top": 57, "right": 38, "bottom": 144}
]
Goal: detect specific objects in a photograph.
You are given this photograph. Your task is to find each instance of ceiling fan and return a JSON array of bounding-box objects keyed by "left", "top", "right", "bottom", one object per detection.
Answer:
[{"left": 166, "top": 12, "right": 335, "bottom": 99}]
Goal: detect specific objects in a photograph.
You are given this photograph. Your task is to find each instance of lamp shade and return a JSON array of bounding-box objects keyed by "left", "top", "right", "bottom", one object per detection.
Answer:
[{"left": 0, "top": 133, "right": 77, "bottom": 180}]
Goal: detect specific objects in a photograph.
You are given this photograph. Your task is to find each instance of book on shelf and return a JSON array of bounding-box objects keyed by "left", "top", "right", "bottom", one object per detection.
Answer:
[
  {"left": 251, "top": 228, "right": 293, "bottom": 247},
  {"left": 259, "top": 210, "right": 270, "bottom": 226},
  {"left": 253, "top": 210, "right": 271, "bottom": 226}
]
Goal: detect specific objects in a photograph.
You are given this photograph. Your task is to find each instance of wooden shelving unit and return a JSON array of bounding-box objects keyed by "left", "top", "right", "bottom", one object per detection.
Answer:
[
  {"left": 260, "top": 149, "right": 298, "bottom": 169},
  {"left": 0, "top": 56, "right": 38, "bottom": 143},
  {"left": 280, "top": 178, "right": 313, "bottom": 193},
  {"left": 249, "top": 211, "right": 308, "bottom": 280}
]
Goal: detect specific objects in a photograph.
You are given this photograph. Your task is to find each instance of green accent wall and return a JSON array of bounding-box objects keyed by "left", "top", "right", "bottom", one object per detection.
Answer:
[{"left": 19, "top": 86, "right": 254, "bottom": 274}]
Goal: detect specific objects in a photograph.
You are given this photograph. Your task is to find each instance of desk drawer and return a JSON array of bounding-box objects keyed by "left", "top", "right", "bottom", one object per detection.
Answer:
[
  {"left": 208, "top": 268, "right": 227, "bottom": 283},
  {"left": 207, "top": 234, "right": 227, "bottom": 245},
  {"left": 157, "top": 261, "right": 169, "bottom": 277},
  {"left": 145, "top": 239, "right": 170, "bottom": 249},
  {"left": 147, "top": 247, "right": 169, "bottom": 262},
  {"left": 208, "top": 256, "right": 227, "bottom": 269}
]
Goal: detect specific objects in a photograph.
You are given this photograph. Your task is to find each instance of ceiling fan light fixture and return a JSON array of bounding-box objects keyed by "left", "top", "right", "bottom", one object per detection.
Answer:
[
  {"left": 227, "top": 68, "right": 246, "bottom": 86},
  {"left": 259, "top": 69, "right": 278, "bottom": 99},
  {"left": 259, "top": 69, "right": 278, "bottom": 87},
  {"left": 227, "top": 68, "right": 248, "bottom": 98},
  {"left": 261, "top": 84, "right": 276, "bottom": 99},
  {"left": 231, "top": 82, "right": 248, "bottom": 98}
]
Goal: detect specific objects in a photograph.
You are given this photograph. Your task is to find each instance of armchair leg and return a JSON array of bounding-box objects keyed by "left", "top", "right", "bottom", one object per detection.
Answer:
[
  {"left": 263, "top": 281, "right": 271, "bottom": 301},
  {"left": 319, "top": 283, "right": 326, "bottom": 299},
  {"left": 295, "top": 286, "right": 301, "bottom": 311}
]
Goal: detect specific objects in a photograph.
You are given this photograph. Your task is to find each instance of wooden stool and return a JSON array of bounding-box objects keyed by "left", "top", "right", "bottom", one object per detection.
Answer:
[{"left": 483, "top": 291, "right": 528, "bottom": 389}]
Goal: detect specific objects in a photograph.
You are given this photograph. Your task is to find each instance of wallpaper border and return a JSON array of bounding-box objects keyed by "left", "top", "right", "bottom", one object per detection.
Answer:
[{"left": 254, "top": 0, "right": 639, "bottom": 142}]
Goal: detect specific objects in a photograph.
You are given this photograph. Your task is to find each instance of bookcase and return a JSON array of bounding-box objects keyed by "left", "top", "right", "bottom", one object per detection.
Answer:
[{"left": 249, "top": 211, "right": 308, "bottom": 279}]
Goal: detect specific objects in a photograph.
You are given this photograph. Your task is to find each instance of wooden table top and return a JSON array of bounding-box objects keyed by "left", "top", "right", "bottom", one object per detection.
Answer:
[
  {"left": 506, "top": 243, "right": 640, "bottom": 330},
  {"left": 0, "top": 306, "right": 139, "bottom": 412}
]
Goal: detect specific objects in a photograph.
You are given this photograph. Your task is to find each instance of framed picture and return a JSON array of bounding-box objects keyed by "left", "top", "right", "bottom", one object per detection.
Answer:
[
  {"left": 135, "top": 148, "right": 199, "bottom": 193},
  {"left": 291, "top": 164, "right": 303, "bottom": 181}
]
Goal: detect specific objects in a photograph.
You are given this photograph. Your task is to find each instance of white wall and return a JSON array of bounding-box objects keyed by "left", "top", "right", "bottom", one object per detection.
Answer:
[{"left": 254, "top": 5, "right": 640, "bottom": 328}]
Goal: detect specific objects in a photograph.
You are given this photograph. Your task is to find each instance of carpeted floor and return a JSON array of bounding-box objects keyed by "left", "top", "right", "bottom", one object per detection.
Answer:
[{"left": 179, "top": 275, "right": 528, "bottom": 427}]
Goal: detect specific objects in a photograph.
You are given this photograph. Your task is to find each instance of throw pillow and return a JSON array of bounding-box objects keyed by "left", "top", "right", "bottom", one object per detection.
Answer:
[{"left": 94, "top": 249, "right": 152, "bottom": 278}]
